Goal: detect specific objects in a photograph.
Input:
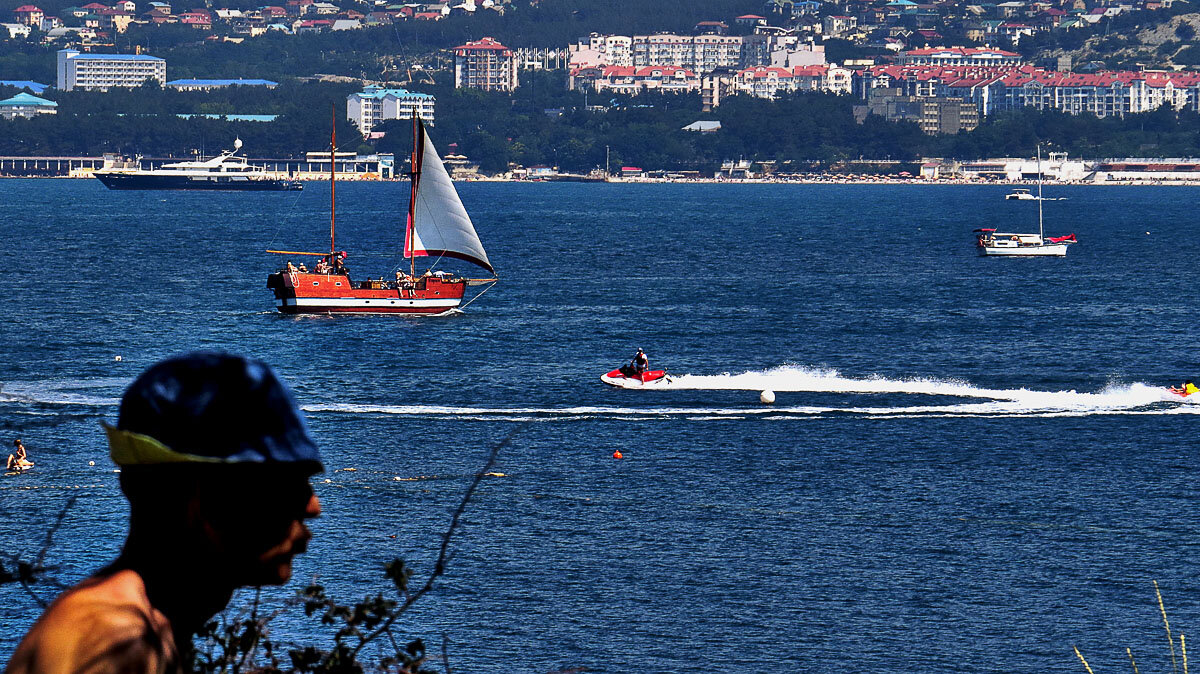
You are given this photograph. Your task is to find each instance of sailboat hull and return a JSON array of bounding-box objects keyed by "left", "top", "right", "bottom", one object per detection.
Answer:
[
  {"left": 977, "top": 243, "right": 1070, "bottom": 257},
  {"left": 268, "top": 272, "right": 465, "bottom": 314}
]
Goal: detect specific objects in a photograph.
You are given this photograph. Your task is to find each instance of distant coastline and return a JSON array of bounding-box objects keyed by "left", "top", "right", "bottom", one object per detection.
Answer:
[{"left": 15, "top": 174, "right": 1200, "bottom": 186}]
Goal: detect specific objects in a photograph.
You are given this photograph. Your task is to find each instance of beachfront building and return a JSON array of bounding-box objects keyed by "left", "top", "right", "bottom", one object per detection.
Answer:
[
  {"left": 0, "top": 92, "right": 57, "bottom": 119},
  {"left": 857, "top": 88, "right": 979, "bottom": 134},
  {"left": 56, "top": 48, "right": 166, "bottom": 91},
  {"left": 454, "top": 37, "right": 518, "bottom": 91},
  {"left": 347, "top": 85, "right": 436, "bottom": 132}
]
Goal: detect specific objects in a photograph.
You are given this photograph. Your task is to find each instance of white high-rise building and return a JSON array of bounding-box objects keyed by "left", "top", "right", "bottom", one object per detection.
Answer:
[
  {"left": 57, "top": 49, "right": 166, "bottom": 91},
  {"left": 347, "top": 86, "right": 436, "bottom": 133}
]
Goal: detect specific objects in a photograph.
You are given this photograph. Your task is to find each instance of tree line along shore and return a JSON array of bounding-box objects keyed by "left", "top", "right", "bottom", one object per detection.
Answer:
[{"left": 8, "top": 72, "right": 1200, "bottom": 175}]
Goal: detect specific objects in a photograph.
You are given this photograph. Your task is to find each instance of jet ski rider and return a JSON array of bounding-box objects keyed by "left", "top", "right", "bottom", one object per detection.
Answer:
[
  {"left": 631, "top": 348, "right": 648, "bottom": 375},
  {"left": 1171, "top": 380, "right": 1199, "bottom": 396}
]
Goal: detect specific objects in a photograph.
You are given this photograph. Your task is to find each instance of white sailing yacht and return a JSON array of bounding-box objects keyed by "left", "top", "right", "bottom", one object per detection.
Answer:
[{"left": 976, "top": 146, "right": 1076, "bottom": 257}]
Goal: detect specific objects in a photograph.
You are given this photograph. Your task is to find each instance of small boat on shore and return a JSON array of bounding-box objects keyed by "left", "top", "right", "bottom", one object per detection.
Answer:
[
  {"left": 266, "top": 116, "right": 496, "bottom": 315},
  {"left": 93, "top": 139, "right": 302, "bottom": 191}
]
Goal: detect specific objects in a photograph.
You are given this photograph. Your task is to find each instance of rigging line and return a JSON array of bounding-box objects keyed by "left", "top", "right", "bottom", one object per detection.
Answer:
[
  {"left": 265, "top": 187, "right": 308, "bottom": 250},
  {"left": 457, "top": 281, "right": 496, "bottom": 311}
]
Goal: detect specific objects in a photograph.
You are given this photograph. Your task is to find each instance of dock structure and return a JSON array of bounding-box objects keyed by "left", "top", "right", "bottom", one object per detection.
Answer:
[
  {"left": 0, "top": 153, "right": 396, "bottom": 179},
  {"left": 0, "top": 156, "right": 110, "bottom": 176}
]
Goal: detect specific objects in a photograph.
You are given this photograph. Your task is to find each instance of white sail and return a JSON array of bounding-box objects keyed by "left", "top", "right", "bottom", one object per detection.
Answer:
[{"left": 408, "top": 127, "right": 494, "bottom": 273}]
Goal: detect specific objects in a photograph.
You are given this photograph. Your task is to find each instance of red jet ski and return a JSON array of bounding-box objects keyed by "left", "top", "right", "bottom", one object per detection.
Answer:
[{"left": 601, "top": 365, "right": 672, "bottom": 388}]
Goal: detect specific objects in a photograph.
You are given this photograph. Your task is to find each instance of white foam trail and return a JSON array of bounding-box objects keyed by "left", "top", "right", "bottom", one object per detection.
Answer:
[
  {"left": 304, "top": 367, "right": 1187, "bottom": 420},
  {"left": 666, "top": 365, "right": 1176, "bottom": 408},
  {"left": 0, "top": 378, "right": 126, "bottom": 406},
  {"left": 3, "top": 368, "right": 1195, "bottom": 421}
]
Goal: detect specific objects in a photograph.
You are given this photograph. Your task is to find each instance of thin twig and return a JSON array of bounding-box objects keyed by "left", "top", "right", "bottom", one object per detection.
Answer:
[
  {"left": 1157, "top": 580, "right": 1179, "bottom": 674},
  {"left": 15, "top": 495, "right": 79, "bottom": 608},
  {"left": 16, "top": 574, "right": 47, "bottom": 608},
  {"left": 35, "top": 495, "right": 77, "bottom": 569},
  {"left": 347, "top": 421, "right": 528, "bottom": 661},
  {"left": 1074, "top": 646, "right": 1096, "bottom": 674},
  {"left": 441, "top": 633, "right": 451, "bottom": 674},
  {"left": 240, "top": 587, "right": 264, "bottom": 670},
  {"left": 383, "top": 627, "right": 401, "bottom": 660}
]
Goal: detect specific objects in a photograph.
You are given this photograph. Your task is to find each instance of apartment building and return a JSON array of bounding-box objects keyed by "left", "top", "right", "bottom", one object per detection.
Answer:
[
  {"left": 630, "top": 34, "right": 744, "bottom": 71},
  {"left": 56, "top": 48, "right": 166, "bottom": 91},
  {"left": 855, "top": 62, "right": 1200, "bottom": 119},
  {"left": 896, "top": 46, "right": 1023, "bottom": 67},
  {"left": 347, "top": 85, "right": 436, "bottom": 132},
  {"left": 569, "top": 65, "right": 699, "bottom": 95},
  {"left": 454, "top": 36, "right": 518, "bottom": 91}
]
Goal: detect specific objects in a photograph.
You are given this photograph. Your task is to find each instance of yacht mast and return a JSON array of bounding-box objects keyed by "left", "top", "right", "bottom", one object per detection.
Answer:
[
  {"left": 1036, "top": 144, "right": 1044, "bottom": 240},
  {"left": 330, "top": 107, "right": 337, "bottom": 257}
]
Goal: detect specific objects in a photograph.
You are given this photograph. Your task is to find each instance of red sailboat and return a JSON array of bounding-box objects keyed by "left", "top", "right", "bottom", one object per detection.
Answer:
[{"left": 267, "top": 116, "right": 496, "bottom": 315}]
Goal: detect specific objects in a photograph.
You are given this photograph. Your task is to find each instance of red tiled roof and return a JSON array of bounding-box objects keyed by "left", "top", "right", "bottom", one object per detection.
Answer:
[
  {"left": 903, "top": 46, "right": 1020, "bottom": 57},
  {"left": 455, "top": 36, "right": 510, "bottom": 51},
  {"left": 14, "top": 5, "right": 43, "bottom": 11}
]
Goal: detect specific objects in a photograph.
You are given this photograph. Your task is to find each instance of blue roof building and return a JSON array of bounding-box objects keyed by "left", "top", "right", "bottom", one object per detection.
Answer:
[
  {"left": 0, "top": 80, "right": 50, "bottom": 95},
  {"left": 57, "top": 48, "right": 167, "bottom": 91},
  {"left": 0, "top": 92, "right": 58, "bottom": 120}
]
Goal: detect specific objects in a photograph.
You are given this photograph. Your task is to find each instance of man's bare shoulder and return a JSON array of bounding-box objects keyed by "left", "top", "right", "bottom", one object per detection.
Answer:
[{"left": 6, "top": 569, "right": 180, "bottom": 674}]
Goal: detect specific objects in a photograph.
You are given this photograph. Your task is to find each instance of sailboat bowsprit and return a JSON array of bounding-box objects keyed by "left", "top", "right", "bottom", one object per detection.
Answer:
[{"left": 267, "top": 117, "right": 496, "bottom": 315}]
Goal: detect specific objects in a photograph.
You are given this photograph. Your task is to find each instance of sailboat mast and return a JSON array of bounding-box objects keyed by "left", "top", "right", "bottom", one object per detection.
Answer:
[
  {"left": 1036, "top": 145, "right": 1044, "bottom": 240},
  {"left": 330, "top": 107, "right": 337, "bottom": 257}
]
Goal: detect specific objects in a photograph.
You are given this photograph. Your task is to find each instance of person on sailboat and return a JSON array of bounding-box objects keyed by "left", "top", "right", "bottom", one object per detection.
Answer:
[{"left": 333, "top": 252, "right": 349, "bottom": 277}]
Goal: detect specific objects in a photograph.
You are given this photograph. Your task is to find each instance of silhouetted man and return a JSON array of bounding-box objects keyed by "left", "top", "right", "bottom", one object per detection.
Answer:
[{"left": 8, "top": 352, "right": 323, "bottom": 673}]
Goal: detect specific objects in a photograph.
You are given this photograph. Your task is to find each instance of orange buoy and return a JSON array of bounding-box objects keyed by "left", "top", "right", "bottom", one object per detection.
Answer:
[{"left": 613, "top": 450, "right": 623, "bottom": 459}]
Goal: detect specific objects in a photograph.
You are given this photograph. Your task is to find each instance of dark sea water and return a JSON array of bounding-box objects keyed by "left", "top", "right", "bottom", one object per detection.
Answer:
[{"left": 2, "top": 178, "right": 1200, "bottom": 672}]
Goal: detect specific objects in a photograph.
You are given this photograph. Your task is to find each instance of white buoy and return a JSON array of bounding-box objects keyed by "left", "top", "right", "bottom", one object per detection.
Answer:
[
  {"left": 88, "top": 460, "right": 95, "bottom": 466},
  {"left": 760, "top": 390, "right": 776, "bottom": 404},
  {"left": 114, "top": 355, "right": 123, "bottom": 362}
]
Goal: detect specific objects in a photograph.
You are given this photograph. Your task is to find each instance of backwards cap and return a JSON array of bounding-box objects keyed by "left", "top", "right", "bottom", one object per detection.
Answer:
[{"left": 107, "top": 352, "right": 323, "bottom": 472}]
